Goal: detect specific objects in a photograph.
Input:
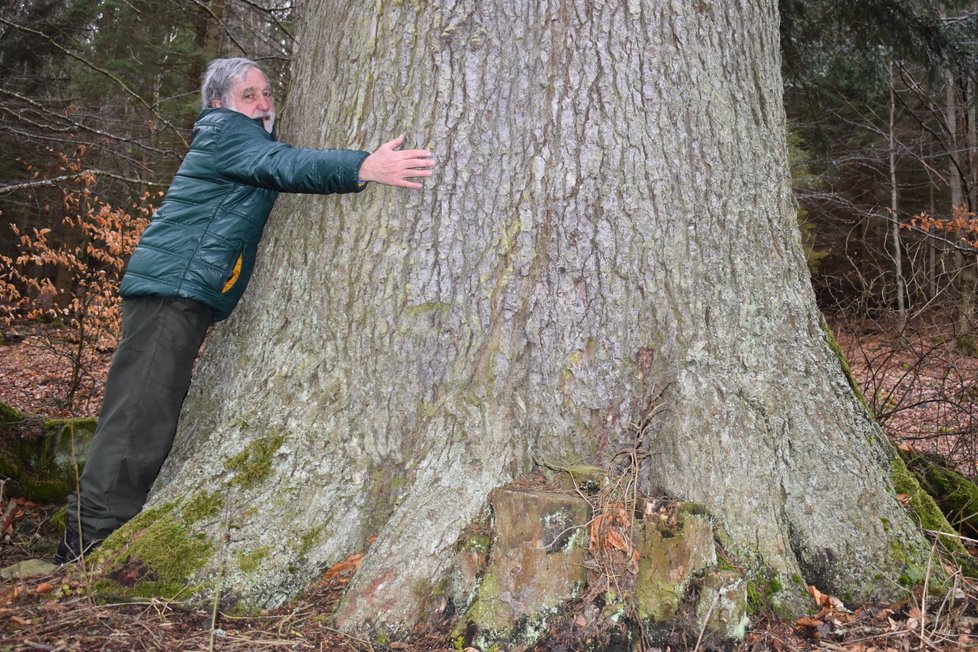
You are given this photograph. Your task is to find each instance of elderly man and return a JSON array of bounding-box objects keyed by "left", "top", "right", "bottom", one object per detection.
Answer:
[{"left": 57, "top": 57, "right": 435, "bottom": 563}]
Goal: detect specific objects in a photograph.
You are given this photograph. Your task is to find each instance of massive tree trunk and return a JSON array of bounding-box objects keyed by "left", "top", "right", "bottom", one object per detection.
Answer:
[{"left": 129, "top": 0, "right": 927, "bottom": 634}]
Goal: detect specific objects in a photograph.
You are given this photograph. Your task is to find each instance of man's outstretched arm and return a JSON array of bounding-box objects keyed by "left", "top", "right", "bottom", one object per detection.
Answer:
[{"left": 358, "top": 134, "right": 435, "bottom": 190}]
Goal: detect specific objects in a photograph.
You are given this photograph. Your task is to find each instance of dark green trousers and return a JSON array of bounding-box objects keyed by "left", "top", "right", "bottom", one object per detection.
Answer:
[{"left": 66, "top": 297, "right": 210, "bottom": 541}]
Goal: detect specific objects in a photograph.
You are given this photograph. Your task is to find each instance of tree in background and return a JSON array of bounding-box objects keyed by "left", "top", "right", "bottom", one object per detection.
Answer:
[
  {"left": 780, "top": 0, "right": 978, "bottom": 327},
  {"left": 92, "top": 0, "right": 932, "bottom": 637}
]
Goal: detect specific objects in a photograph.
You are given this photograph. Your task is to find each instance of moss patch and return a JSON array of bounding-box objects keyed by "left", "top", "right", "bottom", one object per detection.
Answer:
[
  {"left": 887, "top": 454, "right": 955, "bottom": 587},
  {"left": 821, "top": 317, "right": 871, "bottom": 415},
  {"left": 0, "top": 405, "right": 98, "bottom": 503},
  {"left": 297, "top": 526, "right": 323, "bottom": 559},
  {"left": 891, "top": 454, "right": 958, "bottom": 541},
  {"left": 900, "top": 450, "right": 978, "bottom": 576},
  {"left": 463, "top": 562, "right": 503, "bottom": 628},
  {"left": 181, "top": 490, "right": 225, "bottom": 523},
  {"left": 0, "top": 400, "right": 22, "bottom": 427},
  {"left": 223, "top": 432, "right": 285, "bottom": 489},
  {"left": 903, "top": 451, "right": 978, "bottom": 538},
  {"left": 236, "top": 546, "right": 270, "bottom": 574},
  {"left": 93, "top": 499, "right": 214, "bottom": 600}
]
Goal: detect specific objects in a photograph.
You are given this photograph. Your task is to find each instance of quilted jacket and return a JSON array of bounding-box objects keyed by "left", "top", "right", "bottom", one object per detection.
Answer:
[{"left": 120, "top": 107, "right": 369, "bottom": 321}]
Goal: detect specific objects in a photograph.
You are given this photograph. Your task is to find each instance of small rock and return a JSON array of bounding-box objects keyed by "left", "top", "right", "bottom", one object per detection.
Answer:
[
  {"left": 1, "top": 559, "right": 59, "bottom": 580},
  {"left": 695, "top": 569, "right": 750, "bottom": 643}
]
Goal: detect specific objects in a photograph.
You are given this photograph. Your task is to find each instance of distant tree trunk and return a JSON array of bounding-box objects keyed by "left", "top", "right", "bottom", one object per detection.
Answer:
[
  {"left": 191, "top": 0, "right": 227, "bottom": 96},
  {"left": 132, "top": 0, "right": 927, "bottom": 634},
  {"left": 947, "top": 71, "right": 976, "bottom": 337},
  {"left": 890, "top": 60, "right": 906, "bottom": 331},
  {"left": 968, "top": 77, "right": 977, "bottom": 210}
]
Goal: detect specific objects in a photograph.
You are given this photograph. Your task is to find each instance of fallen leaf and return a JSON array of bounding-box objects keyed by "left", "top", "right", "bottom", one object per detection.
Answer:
[
  {"left": 605, "top": 529, "right": 631, "bottom": 552},
  {"left": 9, "top": 615, "right": 30, "bottom": 629},
  {"left": 796, "top": 616, "right": 823, "bottom": 628},
  {"left": 808, "top": 585, "right": 827, "bottom": 605},
  {"left": 807, "top": 584, "right": 846, "bottom": 611},
  {"left": 35, "top": 582, "right": 53, "bottom": 594},
  {"left": 321, "top": 552, "right": 364, "bottom": 583},
  {"left": 0, "top": 586, "right": 23, "bottom": 606}
]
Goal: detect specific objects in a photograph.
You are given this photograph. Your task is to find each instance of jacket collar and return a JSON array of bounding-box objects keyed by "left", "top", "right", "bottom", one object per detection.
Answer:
[{"left": 196, "top": 107, "right": 277, "bottom": 139}]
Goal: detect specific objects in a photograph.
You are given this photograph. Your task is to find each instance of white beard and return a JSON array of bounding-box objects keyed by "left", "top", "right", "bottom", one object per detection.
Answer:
[{"left": 223, "top": 99, "right": 275, "bottom": 134}]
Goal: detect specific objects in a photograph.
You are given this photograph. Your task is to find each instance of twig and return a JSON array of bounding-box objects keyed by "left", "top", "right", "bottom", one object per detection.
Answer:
[
  {"left": 924, "top": 529, "right": 978, "bottom": 544},
  {"left": 209, "top": 505, "right": 233, "bottom": 652},
  {"left": 0, "top": 170, "right": 168, "bottom": 195},
  {"left": 920, "top": 543, "right": 935, "bottom": 647},
  {"left": 69, "top": 421, "right": 95, "bottom": 604},
  {"left": 0, "top": 498, "right": 18, "bottom": 534}
]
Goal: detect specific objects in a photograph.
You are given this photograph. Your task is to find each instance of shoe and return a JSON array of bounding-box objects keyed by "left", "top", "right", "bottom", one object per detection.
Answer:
[{"left": 54, "top": 525, "right": 101, "bottom": 564}]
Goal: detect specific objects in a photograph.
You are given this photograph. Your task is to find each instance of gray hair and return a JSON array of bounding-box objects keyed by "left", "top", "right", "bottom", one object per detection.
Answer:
[{"left": 201, "top": 58, "right": 261, "bottom": 109}]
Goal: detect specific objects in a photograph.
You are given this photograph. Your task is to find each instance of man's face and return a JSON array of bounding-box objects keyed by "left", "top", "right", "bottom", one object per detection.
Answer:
[{"left": 216, "top": 66, "right": 275, "bottom": 133}]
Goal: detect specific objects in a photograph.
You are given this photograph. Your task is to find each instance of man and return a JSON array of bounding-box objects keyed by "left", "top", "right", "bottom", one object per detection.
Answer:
[{"left": 56, "top": 57, "right": 435, "bottom": 563}]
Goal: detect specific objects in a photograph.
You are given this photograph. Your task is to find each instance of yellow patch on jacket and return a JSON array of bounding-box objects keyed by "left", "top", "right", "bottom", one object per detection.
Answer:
[{"left": 222, "top": 254, "right": 243, "bottom": 293}]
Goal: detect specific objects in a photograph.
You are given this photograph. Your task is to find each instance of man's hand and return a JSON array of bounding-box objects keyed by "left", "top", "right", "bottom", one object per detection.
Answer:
[{"left": 358, "top": 134, "right": 435, "bottom": 190}]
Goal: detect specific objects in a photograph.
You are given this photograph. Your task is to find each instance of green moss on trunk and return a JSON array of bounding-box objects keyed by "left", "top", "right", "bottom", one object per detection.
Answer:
[
  {"left": 223, "top": 432, "right": 285, "bottom": 489},
  {"left": 886, "top": 455, "right": 957, "bottom": 586},
  {"left": 891, "top": 455, "right": 958, "bottom": 543},
  {"left": 820, "top": 316, "right": 871, "bottom": 415},
  {"left": 93, "top": 490, "right": 224, "bottom": 600}
]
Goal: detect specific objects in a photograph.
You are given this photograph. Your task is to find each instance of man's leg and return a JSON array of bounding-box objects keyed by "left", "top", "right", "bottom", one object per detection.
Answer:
[{"left": 62, "top": 297, "right": 210, "bottom": 553}]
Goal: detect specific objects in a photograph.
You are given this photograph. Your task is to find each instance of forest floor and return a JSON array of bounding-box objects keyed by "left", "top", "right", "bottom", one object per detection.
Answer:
[{"left": 3, "top": 321, "right": 978, "bottom": 650}]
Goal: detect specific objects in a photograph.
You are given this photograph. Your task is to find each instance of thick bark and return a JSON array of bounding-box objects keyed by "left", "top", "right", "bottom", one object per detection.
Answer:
[{"left": 142, "top": 0, "right": 927, "bottom": 633}]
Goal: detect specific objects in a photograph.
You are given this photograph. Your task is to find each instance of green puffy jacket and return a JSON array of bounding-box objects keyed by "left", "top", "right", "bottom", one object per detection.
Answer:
[{"left": 120, "top": 107, "right": 369, "bottom": 321}]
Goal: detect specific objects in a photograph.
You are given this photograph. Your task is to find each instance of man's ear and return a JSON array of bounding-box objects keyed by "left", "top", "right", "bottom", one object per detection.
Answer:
[{"left": 211, "top": 100, "right": 223, "bottom": 108}]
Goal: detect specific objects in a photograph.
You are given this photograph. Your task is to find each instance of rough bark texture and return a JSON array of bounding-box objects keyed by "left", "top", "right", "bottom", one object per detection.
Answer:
[{"left": 142, "top": 0, "right": 927, "bottom": 634}]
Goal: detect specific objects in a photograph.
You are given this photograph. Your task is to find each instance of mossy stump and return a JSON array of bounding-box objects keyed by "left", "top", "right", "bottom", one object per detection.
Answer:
[
  {"left": 902, "top": 450, "right": 978, "bottom": 538},
  {"left": 634, "top": 509, "right": 716, "bottom": 623},
  {"left": 0, "top": 401, "right": 97, "bottom": 503},
  {"left": 458, "top": 487, "right": 591, "bottom": 650}
]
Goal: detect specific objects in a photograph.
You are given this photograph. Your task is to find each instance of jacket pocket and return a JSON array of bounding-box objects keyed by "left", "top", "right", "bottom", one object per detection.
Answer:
[
  {"left": 190, "top": 237, "right": 243, "bottom": 296},
  {"left": 222, "top": 252, "right": 244, "bottom": 293}
]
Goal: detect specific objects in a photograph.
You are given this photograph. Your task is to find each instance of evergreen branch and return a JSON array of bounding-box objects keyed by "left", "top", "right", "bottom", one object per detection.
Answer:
[{"left": 0, "top": 17, "right": 189, "bottom": 149}]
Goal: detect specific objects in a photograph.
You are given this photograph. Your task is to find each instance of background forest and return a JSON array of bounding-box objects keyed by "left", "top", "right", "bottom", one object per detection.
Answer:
[{"left": 2, "top": 0, "right": 978, "bottom": 650}]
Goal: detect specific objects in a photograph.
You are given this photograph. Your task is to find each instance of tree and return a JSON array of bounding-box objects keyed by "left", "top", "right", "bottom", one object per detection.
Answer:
[{"left": 101, "top": 0, "right": 931, "bottom": 636}]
